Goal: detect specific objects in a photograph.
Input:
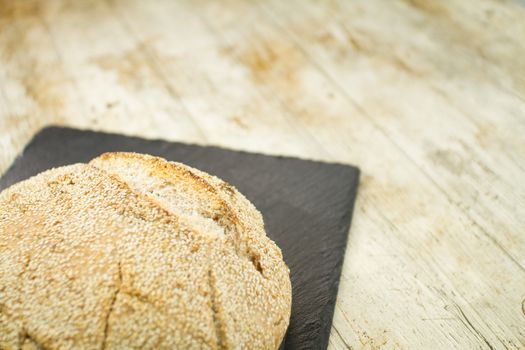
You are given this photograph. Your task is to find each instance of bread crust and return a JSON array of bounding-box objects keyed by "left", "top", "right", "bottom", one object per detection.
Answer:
[{"left": 0, "top": 154, "right": 291, "bottom": 350}]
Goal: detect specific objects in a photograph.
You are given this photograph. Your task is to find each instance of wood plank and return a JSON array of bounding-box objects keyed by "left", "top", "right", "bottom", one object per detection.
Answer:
[
  {"left": 39, "top": 0, "right": 208, "bottom": 142},
  {"left": 262, "top": 0, "right": 525, "bottom": 267},
  {"left": 0, "top": 0, "right": 208, "bottom": 176},
  {"left": 107, "top": 0, "right": 330, "bottom": 160},
  {"left": 0, "top": 0, "right": 79, "bottom": 172}
]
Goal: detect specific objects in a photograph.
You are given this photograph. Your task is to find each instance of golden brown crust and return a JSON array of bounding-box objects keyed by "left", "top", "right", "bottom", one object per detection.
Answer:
[{"left": 0, "top": 153, "right": 291, "bottom": 349}]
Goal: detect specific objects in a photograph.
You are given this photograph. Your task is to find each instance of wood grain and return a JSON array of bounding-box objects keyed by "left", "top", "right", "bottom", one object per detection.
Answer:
[{"left": 1, "top": 0, "right": 524, "bottom": 349}]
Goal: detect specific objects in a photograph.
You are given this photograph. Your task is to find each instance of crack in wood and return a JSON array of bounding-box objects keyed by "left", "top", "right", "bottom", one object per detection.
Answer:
[
  {"left": 333, "top": 326, "right": 353, "bottom": 350},
  {"left": 446, "top": 303, "right": 496, "bottom": 350},
  {"left": 101, "top": 262, "right": 122, "bottom": 350}
]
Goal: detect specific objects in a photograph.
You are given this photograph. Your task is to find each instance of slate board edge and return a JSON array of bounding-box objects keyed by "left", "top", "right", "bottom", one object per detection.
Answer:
[
  {"left": 6, "top": 125, "right": 360, "bottom": 176},
  {"left": 317, "top": 170, "right": 360, "bottom": 350}
]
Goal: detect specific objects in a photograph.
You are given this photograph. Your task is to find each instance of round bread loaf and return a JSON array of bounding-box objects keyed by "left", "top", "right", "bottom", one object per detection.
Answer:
[{"left": 0, "top": 152, "right": 291, "bottom": 350}]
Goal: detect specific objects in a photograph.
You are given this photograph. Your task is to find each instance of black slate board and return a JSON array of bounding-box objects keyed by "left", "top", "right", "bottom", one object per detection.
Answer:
[{"left": 0, "top": 127, "right": 359, "bottom": 350}]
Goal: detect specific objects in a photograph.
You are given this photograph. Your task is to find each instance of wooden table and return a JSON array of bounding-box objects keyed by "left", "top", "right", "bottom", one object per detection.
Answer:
[{"left": 1, "top": 0, "right": 524, "bottom": 349}]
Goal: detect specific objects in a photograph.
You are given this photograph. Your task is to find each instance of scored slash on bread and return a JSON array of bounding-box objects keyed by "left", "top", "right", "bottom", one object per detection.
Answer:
[
  {"left": 90, "top": 153, "right": 262, "bottom": 259},
  {"left": 0, "top": 153, "right": 291, "bottom": 350}
]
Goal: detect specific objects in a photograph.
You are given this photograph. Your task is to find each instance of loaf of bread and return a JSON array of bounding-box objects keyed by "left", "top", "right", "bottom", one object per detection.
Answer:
[{"left": 0, "top": 152, "right": 291, "bottom": 349}]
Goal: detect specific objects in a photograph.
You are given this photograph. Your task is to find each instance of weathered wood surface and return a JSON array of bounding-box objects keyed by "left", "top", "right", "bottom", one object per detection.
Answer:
[{"left": 1, "top": 0, "right": 524, "bottom": 349}]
